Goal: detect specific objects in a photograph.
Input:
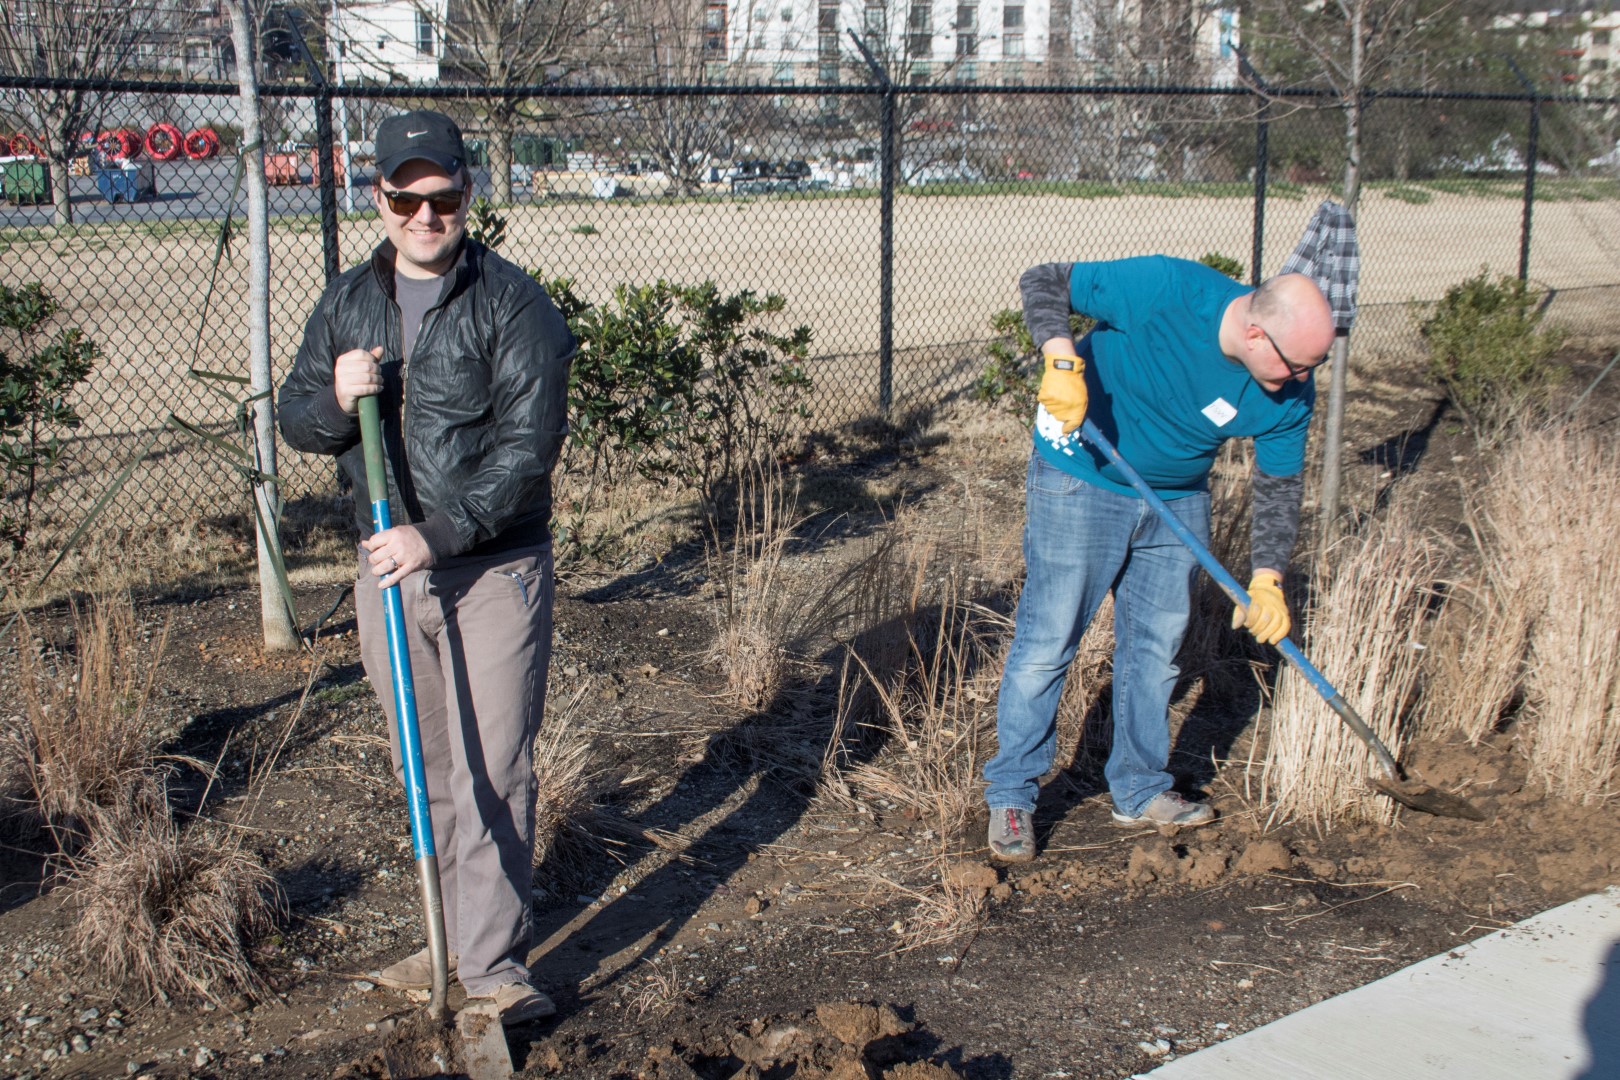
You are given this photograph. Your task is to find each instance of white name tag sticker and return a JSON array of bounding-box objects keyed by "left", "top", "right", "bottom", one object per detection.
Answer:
[{"left": 1202, "top": 397, "right": 1237, "bottom": 427}]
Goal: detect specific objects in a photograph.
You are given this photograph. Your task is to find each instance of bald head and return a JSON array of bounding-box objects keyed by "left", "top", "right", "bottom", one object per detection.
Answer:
[{"left": 1250, "top": 273, "right": 1335, "bottom": 362}]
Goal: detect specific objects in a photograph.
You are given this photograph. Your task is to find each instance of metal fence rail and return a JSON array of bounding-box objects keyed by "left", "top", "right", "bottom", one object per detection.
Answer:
[{"left": 3, "top": 74, "right": 1619, "bottom": 538}]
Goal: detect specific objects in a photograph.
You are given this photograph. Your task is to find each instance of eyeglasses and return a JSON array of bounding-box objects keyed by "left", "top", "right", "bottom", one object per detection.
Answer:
[
  {"left": 379, "top": 186, "right": 467, "bottom": 217},
  {"left": 1255, "top": 325, "right": 1326, "bottom": 378}
]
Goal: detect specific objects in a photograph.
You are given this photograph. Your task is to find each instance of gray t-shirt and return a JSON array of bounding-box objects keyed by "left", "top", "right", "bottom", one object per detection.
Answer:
[{"left": 395, "top": 271, "right": 446, "bottom": 362}]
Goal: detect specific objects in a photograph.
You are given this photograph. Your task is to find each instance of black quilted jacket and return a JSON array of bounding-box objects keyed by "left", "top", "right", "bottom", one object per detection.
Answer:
[{"left": 278, "top": 238, "right": 575, "bottom": 562}]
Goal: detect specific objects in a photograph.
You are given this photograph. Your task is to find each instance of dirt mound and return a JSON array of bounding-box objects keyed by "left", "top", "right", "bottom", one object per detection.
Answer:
[
  {"left": 540, "top": 1001, "right": 964, "bottom": 1080},
  {"left": 332, "top": 1011, "right": 460, "bottom": 1080}
]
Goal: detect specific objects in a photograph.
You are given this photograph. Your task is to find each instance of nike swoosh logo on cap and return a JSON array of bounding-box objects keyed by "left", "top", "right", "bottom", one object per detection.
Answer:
[{"left": 407, "top": 130, "right": 428, "bottom": 138}]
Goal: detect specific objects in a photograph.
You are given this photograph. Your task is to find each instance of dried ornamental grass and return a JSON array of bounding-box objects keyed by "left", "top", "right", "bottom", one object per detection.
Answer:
[
  {"left": 1260, "top": 498, "right": 1440, "bottom": 827},
  {"left": 69, "top": 779, "right": 281, "bottom": 1006},
  {"left": 829, "top": 573, "right": 1006, "bottom": 839},
  {"left": 4, "top": 592, "right": 169, "bottom": 849},
  {"left": 1420, "top": 575, "right": 1531, "bottom": 746},
  {"left": 531, "top": 685, "right": 685, "bottom": 892},
  {"left": 707, "top": 463, "right": 803, "bottom": 710},
  {"left": 1504, "top": 427, "right": 1620, "bottom": 802}
]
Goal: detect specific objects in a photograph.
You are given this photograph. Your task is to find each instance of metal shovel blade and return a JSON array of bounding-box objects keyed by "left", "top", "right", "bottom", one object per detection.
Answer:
[
  {"left": 1368, "top": 775, "right": 1487, "bottom": 821},
  {"left": 456, "top": 1002, "right": 514, "bottom": 1080}
]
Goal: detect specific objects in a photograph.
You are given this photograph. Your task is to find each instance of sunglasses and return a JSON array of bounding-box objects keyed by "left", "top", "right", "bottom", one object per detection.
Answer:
[
  {"left": 379, "top": 186, "right": 467, "bottom": 217},
  {"left": 1255, "top": 324, "right": 1326, "bottom": 378}
]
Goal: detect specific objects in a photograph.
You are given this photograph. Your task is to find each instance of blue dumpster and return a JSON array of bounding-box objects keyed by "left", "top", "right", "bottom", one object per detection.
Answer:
[{"left": 94, "top": 161, "right": 156, "bottom": 203}]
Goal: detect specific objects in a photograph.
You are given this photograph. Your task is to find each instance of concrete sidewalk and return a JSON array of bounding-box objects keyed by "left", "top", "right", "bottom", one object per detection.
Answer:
[{"left": 1139, "top": 886, "right": 1619, "bottom": 1079}]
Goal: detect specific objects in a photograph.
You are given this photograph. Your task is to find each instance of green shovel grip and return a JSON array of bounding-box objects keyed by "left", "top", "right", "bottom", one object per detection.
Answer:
[{"left": 357, "top": 393, "right": 387, "bottom": 499}]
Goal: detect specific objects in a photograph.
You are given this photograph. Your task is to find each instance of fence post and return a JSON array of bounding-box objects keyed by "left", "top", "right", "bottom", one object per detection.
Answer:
[
  {"left": 314, "top": 91, "right": 340, "bottom": 282},
  {"left": 850, "top": 30, "right": 895, "bottom": 416},
  {"left": 1507, "top": 59, "right": 1539, "bottom": 282},
  {"left": 1519, "top": 96, "right": 1540, "bottom": 282},
  {"left": 1240, "top": 50, "right": 1269, "bottom": 287},
  {"left": 286, "top": 10, "right": 341, "bottom": 282}
]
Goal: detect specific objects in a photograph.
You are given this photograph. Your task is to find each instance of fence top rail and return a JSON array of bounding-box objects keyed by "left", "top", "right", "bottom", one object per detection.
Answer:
[{"left": 3, "top": 73, "right": 1618, "bottom": 106}]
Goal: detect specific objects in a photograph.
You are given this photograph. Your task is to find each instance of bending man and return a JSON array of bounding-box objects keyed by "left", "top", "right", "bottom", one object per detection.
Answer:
[{"left": 985, "top": 257, "right": 1333, "bottom": 862}]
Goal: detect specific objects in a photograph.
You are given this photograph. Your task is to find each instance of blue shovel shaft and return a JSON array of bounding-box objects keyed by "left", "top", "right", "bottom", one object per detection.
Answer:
[
  {"left": 1078, "top": 418, "right": 1402, "bottom": 781},
  {"left": 358, "top": 394, "right": 451, "bottom": 1022}
]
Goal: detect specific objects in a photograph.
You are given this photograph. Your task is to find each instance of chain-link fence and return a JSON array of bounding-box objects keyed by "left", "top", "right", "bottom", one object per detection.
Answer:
[{"left": 4, "top": 75, "right": 1620, "bottom": 538}]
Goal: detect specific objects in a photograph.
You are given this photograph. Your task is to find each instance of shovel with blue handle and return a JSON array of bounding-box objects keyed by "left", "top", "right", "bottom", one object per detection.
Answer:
[
  {"left": 358, "top": 393, "right": 515, "bottom": 1077},
  {"left": 1079, "top": 418, "right": 1483, "bottom": 822}
]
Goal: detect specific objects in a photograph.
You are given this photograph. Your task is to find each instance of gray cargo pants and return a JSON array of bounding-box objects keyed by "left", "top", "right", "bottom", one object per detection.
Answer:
[{"left": 354, "top": 541, "right": 553, "bottom": 995}]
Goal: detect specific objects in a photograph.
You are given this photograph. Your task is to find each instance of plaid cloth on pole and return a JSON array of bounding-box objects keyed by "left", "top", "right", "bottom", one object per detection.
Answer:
[{"left": 1280, "top": 199, "right": 1360, "bottom": 332}]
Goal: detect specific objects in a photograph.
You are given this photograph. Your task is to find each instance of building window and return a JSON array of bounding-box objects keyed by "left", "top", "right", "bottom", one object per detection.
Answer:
[
  {"left": 1003, "top": 5, "right": 1023, "bottom": 30},
  {"left": 958, "top": 58, "right": 977, "bottom": 82},
  {"left": 957, "top": 4, "right": 975, "bottom": 30},
  {"left": 820, "top": 31, "right": 839, "bottom": 57},
  {"left": 1004, "top": 31, "right": 1023, "bottom": 57},
  {"left": 909, "top": 3, "right": 933, "bottom": 57},
  {"left": 910, "top": 61, "right": 932, "bottom": 84},
  {"left": 705, "top": 2, "right": 728, "bottom": 54},
  {"left": 773, "top": 61, "right": 794, "bottom": 83},
  {"left": 819, "top": 2, "right": 838, "bottom": 31},
  {"left": 1596, "top": 30, "right": 1612, "bottom": 46},
  {"left": 864, "top": 2, "right": 885, "bottom": 34},
  {"left": 1592, "top": 58, "right": 1610, "bottom": 70},
  {"left": 956, "top": 33, "right": 975, "bottom": 56},
  {"left": 819, "top": 61, "right": 840, "bottom": 83},
  {"left": 415, "top": 11, "right": 433, "bottom": 56}
]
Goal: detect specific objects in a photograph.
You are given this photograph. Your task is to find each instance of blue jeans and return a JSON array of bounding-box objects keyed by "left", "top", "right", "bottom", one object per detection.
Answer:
[{"left": 984, "top": 453, "right": 1209, "bottom": 817}]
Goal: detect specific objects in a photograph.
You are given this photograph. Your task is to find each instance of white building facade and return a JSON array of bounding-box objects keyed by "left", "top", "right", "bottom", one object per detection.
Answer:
[
  {"left": 706, "top": 0, "right": 1237, "bottom": 85},
  {"left": 327, "top": 0, "right": 448, "bottom": 84}
]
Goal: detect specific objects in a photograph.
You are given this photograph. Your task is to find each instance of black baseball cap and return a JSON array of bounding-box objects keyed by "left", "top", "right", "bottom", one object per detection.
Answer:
[{"left": 375, "top": 109, "right": 466, "bottom": 181}]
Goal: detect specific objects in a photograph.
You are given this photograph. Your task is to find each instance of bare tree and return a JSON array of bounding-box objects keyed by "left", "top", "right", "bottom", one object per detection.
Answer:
[
  {"left": 1242, "top": 0, "right": 1461, "bottom": 539},
  {"left": 592, "top": 0, "right": 753, "bottom": 194},
  {"left": 223, "top": 0, "right": 301, "bottom": 651},
  {"left": 0, "top": 0, "right": 163, "bottom": 226},
  {"left": 426, "top": 0, "right": 596, "bottom": 204}
]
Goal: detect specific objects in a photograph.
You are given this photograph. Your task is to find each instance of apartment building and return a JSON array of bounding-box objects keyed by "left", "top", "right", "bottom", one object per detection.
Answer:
[{"left": 703, "top": 0, "right": 1237, "bottom": 85}]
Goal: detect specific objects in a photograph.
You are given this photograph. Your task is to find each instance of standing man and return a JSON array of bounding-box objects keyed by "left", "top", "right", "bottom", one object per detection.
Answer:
[
  {"left": 985, "top": 256, "right": 1334, "bottom": 863},
  {"left": 279, "top": 109, "right": 575, "bottom": 1021}
]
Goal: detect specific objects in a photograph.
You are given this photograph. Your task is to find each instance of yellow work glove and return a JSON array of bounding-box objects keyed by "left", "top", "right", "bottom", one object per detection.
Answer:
[
  {"left": 1037, "top": 353, "right": 1088, "bottom": 435},
  {"left": 1232, "top": 571, "right": 1290, "bottom": 645}
]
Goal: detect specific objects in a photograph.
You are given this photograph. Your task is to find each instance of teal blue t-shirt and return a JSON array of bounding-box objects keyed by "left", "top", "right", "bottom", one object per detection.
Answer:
[{"left": 1034, "top": 255, "right": 1315, "bottom": 498}]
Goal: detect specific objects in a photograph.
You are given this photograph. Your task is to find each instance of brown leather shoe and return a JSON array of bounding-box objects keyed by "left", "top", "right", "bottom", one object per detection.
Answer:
[
  {"left": 470, "top": 981, "right": 557, "bottom": 1025},
  {"left": 372, "top": 948, "right": 459, "bottom": 990}
]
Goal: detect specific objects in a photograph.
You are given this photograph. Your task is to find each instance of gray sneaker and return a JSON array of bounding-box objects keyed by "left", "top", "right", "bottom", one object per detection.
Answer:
[
  {"left": 1111, "top": 791, "right": 1216, "bottom": 829},
  {"left": 988, "top": 807, "right": 1036, "bottom": 863}
]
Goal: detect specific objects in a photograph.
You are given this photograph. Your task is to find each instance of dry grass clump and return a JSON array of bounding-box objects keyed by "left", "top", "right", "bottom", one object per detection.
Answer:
[
  {"left": 1495, "top": 426, "right": 1620, "bottom": 801},
  {"left": 824, "top": 530, "right": 1006, "bottom": 839},
  {"left": 706, "top": 463, "right": 803, "bottom": 710},
  {"left": 3, "top": 592, "right": 169, "bottom": 849},
  {"left": 1421, "top": 560, "right": 1531, "bottom": 746},
  {"left": 69, "top": 777, "right": 282, "bottom": 1006},
  {"left": 1423, "top": 424, "right": 1620, "bottom": 801},
  {"left": 865, "top": 859, "right": 989, "bottom": 954},
  {"left": 1261, "top": 495, "right": 1441, "bottom": 826},
  {"left": 532, "top": 686, "right": 684, "bottom": 893}
]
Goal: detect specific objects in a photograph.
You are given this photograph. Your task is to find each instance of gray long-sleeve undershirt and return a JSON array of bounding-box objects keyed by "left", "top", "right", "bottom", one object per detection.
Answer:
[
  {"left": 1250, "top": 469, "right": 1302, "bottom": 577},
  {"left": 1019, "top": 262, "right": 1077, "bottom": 347},
  {"left": 1018, "top": 260, "right": 1304, "bottom": 577}
]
